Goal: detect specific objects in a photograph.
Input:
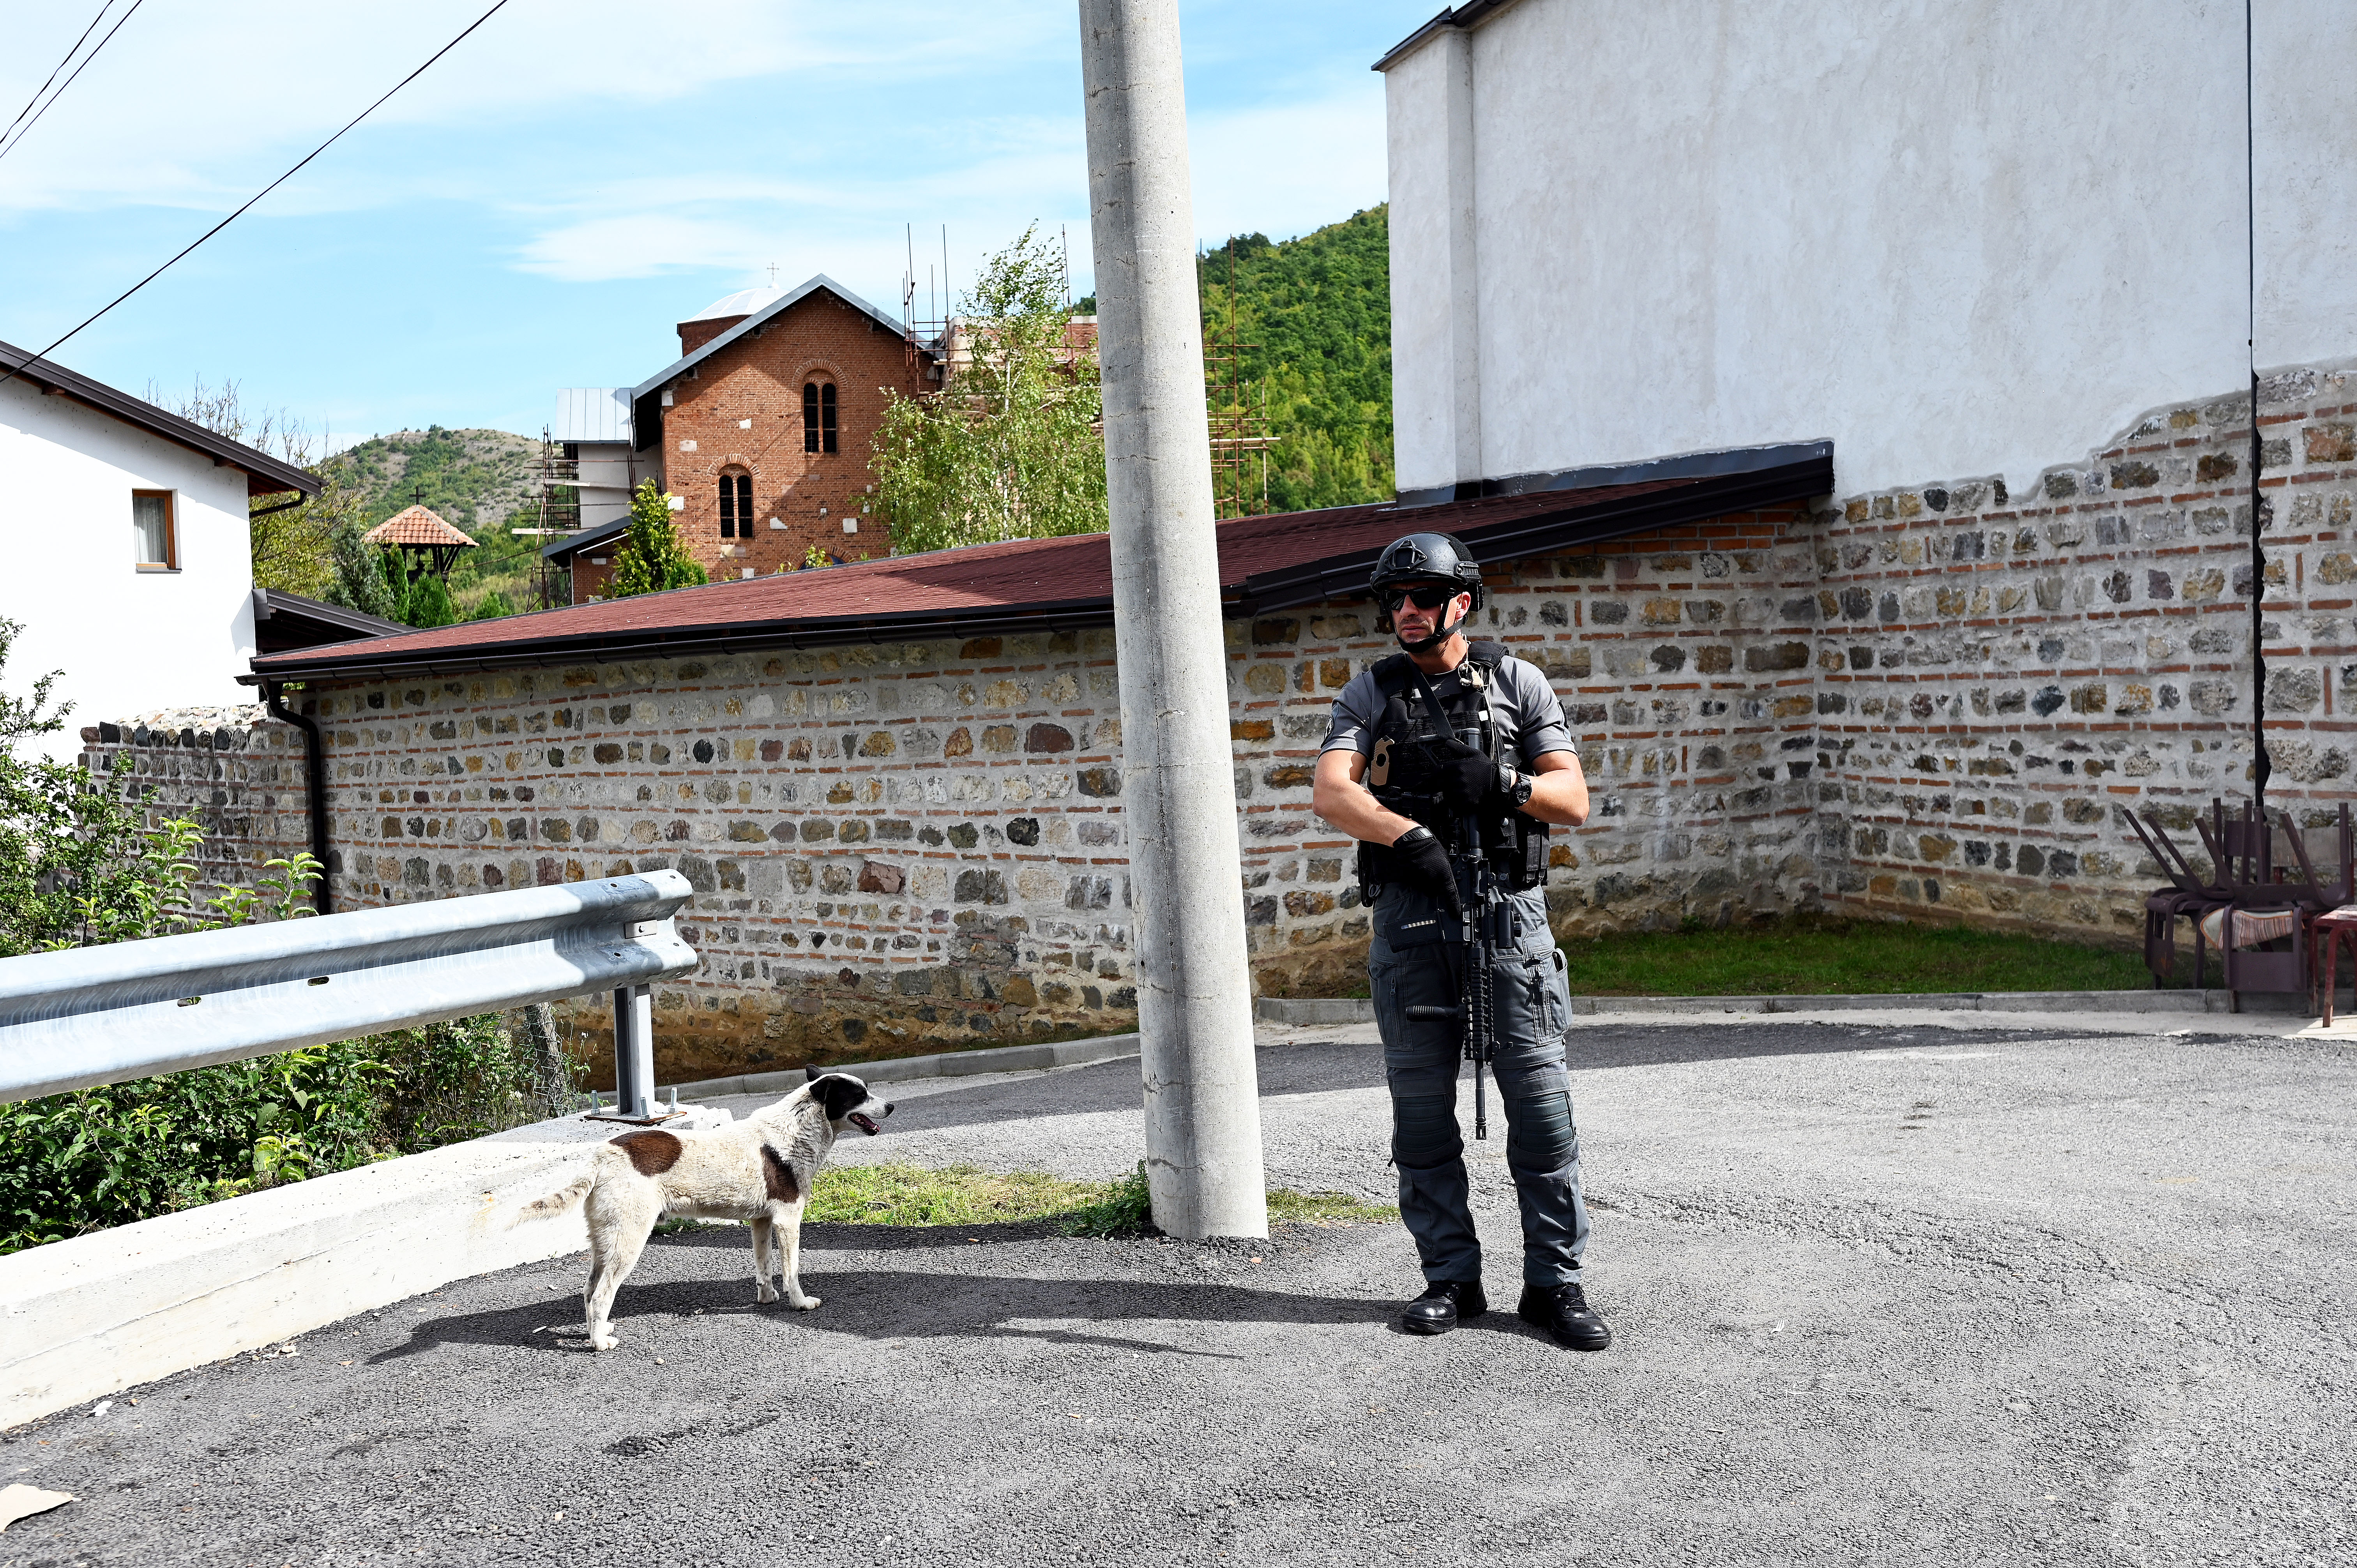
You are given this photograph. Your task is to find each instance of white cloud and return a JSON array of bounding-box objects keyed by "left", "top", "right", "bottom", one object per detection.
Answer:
[
  {"left": 506, "top": 83, "right": 1382, "bottom": 300},
  {"left": 0, "top": 0, "right": 1063, "bottom": 217},
  {"left": 1187, "top": 87, "right": 1388, "bottom": 243}
]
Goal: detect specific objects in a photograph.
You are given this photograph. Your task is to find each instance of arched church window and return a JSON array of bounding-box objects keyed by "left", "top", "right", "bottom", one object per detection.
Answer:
[{"left": 718, "top": 470, "right": 751, "bottom": 538}]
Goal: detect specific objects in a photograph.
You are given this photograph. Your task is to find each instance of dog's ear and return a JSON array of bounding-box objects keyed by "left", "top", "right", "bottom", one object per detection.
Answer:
[{"left": 811, "top": 1073, "right": 866, "bottom": 1120}]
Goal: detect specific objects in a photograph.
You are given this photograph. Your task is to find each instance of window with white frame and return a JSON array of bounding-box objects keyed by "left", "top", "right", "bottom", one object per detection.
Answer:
[{"left": 131, "top": 490, "right": 175, "bottom": 570}]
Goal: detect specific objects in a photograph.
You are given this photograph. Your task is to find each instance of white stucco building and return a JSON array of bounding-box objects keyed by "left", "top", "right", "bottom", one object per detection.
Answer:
[
  {"left": 551, "top": 387, "right": 639, "bottom": 536},
  {"left": 1378, "top": 0, "right": 2357, "bottom": 503},
  {"left": 0, "top": 343, "right": 317, "bottom": 761}
]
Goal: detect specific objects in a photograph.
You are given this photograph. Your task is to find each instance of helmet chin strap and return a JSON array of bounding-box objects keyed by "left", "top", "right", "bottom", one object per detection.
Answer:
[{"left": 1396, "top": 613, "right": 1466, "bottom": 655}]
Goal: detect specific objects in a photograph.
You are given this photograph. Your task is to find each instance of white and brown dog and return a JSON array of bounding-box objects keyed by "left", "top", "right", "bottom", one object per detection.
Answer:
[{"left": 514, "top": 1072, "right": 892, "bottom": 1350}]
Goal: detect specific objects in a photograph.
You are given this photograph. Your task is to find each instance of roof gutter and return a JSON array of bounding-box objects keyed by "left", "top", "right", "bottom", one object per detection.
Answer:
[
  {"left": 240, "top": 595, "right": 1135, "bottom": 685},
  {"left": 0, "top": 339, "right": 320, "bottom": 497},
  {"left": 1371, "top": 0, "right": 1527, "bottom": 73},
  {"left": 1237, "top": 448, "right": 1836, "bottom": 614}
]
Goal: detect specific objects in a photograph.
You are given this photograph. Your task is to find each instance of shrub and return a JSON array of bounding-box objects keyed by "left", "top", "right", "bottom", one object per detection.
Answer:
[
  {"left": 0, "top": 1015, "right": 580, "bottom": 1255},
  {"left": 0, "top": 628, "right": 581, "bottom": 1255}
]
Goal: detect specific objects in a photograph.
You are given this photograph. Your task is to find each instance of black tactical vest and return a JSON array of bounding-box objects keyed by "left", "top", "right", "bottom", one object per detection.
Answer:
[{"left": 1357, "top": 641, "right": 1551, "bottom": 900}]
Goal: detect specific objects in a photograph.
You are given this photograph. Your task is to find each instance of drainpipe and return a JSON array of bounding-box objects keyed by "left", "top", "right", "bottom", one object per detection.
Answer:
[{"left": 259, "top": 680, "right": 332, "bottom": 916}]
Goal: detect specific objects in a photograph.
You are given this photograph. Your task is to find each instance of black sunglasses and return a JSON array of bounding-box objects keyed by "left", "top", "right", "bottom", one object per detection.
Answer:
[{"left": 1380, "top": 584, "right": 1461, "bottom": 611}]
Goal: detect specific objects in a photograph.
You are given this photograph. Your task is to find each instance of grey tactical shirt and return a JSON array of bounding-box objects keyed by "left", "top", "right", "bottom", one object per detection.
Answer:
[{"left": 1319, "top": 651, "right": 1576, "bottom": 769}]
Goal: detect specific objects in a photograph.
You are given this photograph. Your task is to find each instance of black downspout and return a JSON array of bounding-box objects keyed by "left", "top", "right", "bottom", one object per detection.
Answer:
[
  {"left": 2246, "top": 0, "right": 2270, "bottom": 822},
  {"left": 260, "top": 680, "right": 332, "bottom": 916}
]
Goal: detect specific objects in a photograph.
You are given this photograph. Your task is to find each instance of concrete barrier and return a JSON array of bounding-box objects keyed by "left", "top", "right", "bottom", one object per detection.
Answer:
[
  {"left": 0, "top": 1113, "right": 624, "bottom": 1430},
  {"left": 0, "top": 1032, "right": 1147, "bottom": 1429}
]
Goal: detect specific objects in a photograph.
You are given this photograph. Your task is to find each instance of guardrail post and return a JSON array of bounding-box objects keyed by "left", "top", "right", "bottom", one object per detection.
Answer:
[{"left": 612, "top": 983, "right": 656, "bottom": 1119}]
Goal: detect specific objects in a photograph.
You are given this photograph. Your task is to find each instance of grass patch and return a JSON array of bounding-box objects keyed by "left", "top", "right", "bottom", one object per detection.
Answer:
[
  {"left": 1558, "top": 916, "right": 2148, "bottom": 996},
  {"left": 802, "top": 1161, "right": 1396, "bottom": 1236},
  {"left": 807, "top": 1163, "right": 1106, "bottom": 1228},
  {"left": 1318, "top": 915, "right": 2147, "bottom": 999}
]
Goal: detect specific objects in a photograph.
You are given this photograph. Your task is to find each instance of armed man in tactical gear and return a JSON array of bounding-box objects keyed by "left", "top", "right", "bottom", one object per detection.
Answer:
[{"left": 1311, "top": 531, "right": 1610, "bottom": 1350}]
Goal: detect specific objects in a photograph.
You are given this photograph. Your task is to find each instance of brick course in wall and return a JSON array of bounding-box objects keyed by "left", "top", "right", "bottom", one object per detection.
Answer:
[
  {"left": 1806, "top": 364, "right": 2357, "bottom": 934},
  {"left": 85, "top": 366, "right": 2357, "bottom": 1082}
]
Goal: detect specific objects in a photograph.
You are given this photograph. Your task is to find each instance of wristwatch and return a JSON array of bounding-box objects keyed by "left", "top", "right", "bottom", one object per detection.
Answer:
[{"left": 1502, "top": 766, "right": 1534, "bottom": 809}]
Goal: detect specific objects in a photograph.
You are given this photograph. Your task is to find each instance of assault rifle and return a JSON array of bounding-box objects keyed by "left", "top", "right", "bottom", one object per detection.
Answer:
[{"left": 1391, "top": 663, "right": 1510, "bottom": 1141}]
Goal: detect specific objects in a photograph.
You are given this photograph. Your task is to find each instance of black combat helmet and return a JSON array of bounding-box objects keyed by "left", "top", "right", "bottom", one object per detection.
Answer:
[{"left": 1369, "top": 531, "right": 1484, "bottom": 649}]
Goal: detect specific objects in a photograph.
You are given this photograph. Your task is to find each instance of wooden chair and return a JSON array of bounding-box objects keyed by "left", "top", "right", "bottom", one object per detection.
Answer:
[
  {"left": 2279, "top": 804, "right": 2356, "bottom": 1014},
  {"left": 2121, "top": 808, "right": 2227, "bottom": 987},
  {"left": 2193, "top": 800, "right": 2340, "bottom": 1012}
]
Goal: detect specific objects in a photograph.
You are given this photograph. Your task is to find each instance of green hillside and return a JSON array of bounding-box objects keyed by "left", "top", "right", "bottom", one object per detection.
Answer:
[
  {"left": 338, "top": 426, "right": 553, "bottom": 614},
  {"left": 1198, "top": 206, "right": 1392, "bottom": 514}
]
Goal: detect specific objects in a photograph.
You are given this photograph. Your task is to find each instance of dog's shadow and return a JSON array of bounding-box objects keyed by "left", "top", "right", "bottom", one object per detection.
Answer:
[{"left": 369, "top": 1219, "right": 1529, "bottom": 1363}]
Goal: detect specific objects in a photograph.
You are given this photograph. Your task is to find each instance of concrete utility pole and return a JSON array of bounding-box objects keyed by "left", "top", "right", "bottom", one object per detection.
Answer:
[{"left": 1077, "top": 0, "right": 1268, "bottom": 1240}]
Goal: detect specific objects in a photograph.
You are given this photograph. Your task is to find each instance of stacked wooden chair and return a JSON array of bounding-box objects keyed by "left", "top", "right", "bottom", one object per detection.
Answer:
[{"left": 2127, "top": 799, "right": 2353, "bottom": 1013}]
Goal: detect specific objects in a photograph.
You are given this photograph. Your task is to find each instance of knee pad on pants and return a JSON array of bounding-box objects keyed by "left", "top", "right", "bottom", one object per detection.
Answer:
[
  {"left": 1507, "top": 1089, "right": 1576, "bottom": 1176},
  {"left": 1391, "top": 1093, "right": 1463, "bottom": 1169}
]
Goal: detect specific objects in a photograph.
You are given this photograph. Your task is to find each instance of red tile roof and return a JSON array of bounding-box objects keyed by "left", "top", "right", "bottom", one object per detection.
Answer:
[
  {"left": 249, "top": 445, "right": 1831, "bottom": 682},
  {"left": 362, "top": 505, "right": 476, "bottom": 549}
]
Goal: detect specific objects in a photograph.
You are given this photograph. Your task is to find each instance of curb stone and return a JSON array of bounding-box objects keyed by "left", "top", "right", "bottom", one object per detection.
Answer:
[
  {"left": 1253, "top": 989, "right": 2312, "bottom": 1026},
  {"left": 664, "top": 1031, "right": 1145, "bottom": 1102}
]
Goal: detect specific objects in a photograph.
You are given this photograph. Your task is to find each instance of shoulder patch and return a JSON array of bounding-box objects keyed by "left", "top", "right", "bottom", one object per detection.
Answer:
[
  {"left": 760, "top": 1144, "right": 800, "bottom": 1203},
  {"left": 611, "top": 1129, "right": 682, "bottom": 1176},
  {"left": 1368, "top": 653, "right": 1417, "bottom": 697}
]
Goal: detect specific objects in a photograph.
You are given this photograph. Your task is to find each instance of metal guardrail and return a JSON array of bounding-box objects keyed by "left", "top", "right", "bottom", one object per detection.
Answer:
[{"left": 0, "top": 871, "right": 699, "bottom": 1109}]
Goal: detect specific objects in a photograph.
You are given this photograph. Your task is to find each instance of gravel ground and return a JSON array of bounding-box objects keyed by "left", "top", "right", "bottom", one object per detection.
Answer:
[{"left": 5, "top": 1018, "right": 2354, "bottom": 1567}]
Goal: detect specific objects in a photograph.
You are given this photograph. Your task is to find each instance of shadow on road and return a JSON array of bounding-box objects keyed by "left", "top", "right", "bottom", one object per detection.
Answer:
[{"left": 367, "top": 1228, "right": 1549, "bottom": 1363}]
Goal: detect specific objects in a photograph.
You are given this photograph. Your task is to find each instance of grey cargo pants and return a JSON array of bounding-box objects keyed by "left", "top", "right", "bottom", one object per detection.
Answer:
[{"left": 1369, "top": 884, "right": 1591, "bottom": 1289}]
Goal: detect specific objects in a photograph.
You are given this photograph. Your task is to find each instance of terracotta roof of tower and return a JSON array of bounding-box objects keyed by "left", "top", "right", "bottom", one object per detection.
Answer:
[
  {"left": 362, "top": 506, "right": 475, "bottom": 549},
  {"left": 247, "top": 441, "right": 1832, "bottom": 683}
]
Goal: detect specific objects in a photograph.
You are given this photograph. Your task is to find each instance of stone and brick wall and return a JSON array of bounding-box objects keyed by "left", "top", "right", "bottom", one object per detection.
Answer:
[
  {"left": 76, "top": 707, "right": 312, "bottom": 915},
  {"left": 1806, "top": 363, "right": 2357, "bottom": 933},
  {"left": 83, "top": 364, "right": 2357, "bottom": 1081}
]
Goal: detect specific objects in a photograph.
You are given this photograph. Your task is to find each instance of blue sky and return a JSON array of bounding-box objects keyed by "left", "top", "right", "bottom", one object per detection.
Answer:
[{"left": 0, "top": 0, "right": 1433, "bottom": 450}]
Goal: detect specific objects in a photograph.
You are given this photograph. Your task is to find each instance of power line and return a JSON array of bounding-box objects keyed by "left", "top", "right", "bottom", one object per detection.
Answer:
[
  {"left": 0, "top": 0, "right": 117, "bottom": 154},
  {"left": 0, "top": 0, "right": 515, "bottom": 392},
  {"left": 0, "top": 0, "right": 150, "bottom": 166}
]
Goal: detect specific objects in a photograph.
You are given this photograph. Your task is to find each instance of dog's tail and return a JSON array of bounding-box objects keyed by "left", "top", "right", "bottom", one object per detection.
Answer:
[{"left": 511, "top": 1170, "right": 594, "bottom": 1226}]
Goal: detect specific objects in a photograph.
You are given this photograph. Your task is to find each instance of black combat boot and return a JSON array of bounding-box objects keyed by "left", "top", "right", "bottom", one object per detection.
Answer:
[
  {"left": 1400, "top": 1279, "right": 1486, "bottom": 1335},
  {"left": 1517, "top": 1281, "right": 1611, "bottom": 1351}
]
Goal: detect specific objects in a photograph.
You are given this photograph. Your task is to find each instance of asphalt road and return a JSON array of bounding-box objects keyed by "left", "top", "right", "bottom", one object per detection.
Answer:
[{"left": 5, "top": 1018, "right": 2353, "bottom": 1567}]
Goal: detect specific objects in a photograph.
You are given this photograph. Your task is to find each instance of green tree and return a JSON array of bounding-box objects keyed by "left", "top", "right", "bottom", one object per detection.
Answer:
[
  {"left": 1196, "top": 208, "right": 1395, "bottom": 514},
  {"left": 608, "top": 481, "right": 709, "bottom": 598},
  {"left": 321, "top": 523, "right": 395, "bottom": 618},
  {"left": 155, "top": 378, "right": 361, "bottom": 597},
  {"left": 872, "top": 225, "right": 1106, "bottom": 554},
  {"left": 403, "top": 572, "right": 458, "bottom": 628},
  {"left": 468, "top": 590, "right": 516, "bottom": 621}
]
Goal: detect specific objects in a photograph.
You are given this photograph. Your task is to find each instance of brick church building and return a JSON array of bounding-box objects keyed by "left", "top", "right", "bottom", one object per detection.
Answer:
[{"left": 548, "top": 277, "right": 942, "bottom": 600}]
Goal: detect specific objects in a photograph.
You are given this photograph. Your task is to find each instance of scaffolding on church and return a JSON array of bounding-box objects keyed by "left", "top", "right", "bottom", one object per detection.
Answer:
[
  {"left": 1202, "top": 245, "right": 1274, "bottom": 520},
  {"left": 514, "top": 426, "right": 581, "bottom": 609}
]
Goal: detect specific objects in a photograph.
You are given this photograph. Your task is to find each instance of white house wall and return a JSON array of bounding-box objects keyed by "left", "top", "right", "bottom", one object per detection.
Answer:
[
  {"left": 0, "top": 378, "right": 257, "bottom": 762},
  {"left": 1384, "top": 0, "right": 2357, "bottom": 501}
]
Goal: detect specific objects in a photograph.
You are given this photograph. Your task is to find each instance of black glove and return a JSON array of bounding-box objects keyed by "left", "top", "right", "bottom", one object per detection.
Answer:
[
  {"left": 1389, "top": 826, "right": 1465, "bottom": 919},
  {"left": 1429, "top": 735, "right": 1507, "bottom": 813}
]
